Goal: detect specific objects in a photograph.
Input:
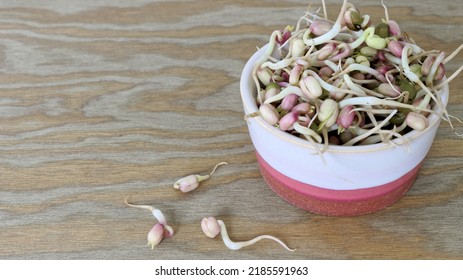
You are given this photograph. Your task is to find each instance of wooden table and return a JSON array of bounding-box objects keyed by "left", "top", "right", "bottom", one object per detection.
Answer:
[{"left": 1, "top": 0, "right": 462, "bottom": 260}]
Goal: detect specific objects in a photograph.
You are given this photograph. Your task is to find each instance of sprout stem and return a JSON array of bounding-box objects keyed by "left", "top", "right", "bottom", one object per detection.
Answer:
[
  {"left": 343, "top": 110, "right": 398, "bottom": 146},
  {"left": 264, "top": 86, "right": 304, "bottom": 104},
  {"left": 329, "top": 63, "right": 387, "bottom": 83},
  {"left": 381, "top": 0, "right": 390, "bottom": 22},
  {"left": 303, "top": 0, "right": 347, "bottom": 46},
  {"left": 209, "top": 162, "right": 228, "bottom": 177},
  {"left": 436, "top": 65, "right": 463, "bottom": 89},
  {"left": 443, "top": 43, "right": 463, "bottom": 64},
  {"left": 321, "top": 0, "right": 328, "bottom": 20},
  {"left": 125, "top": 197, "right": 174, "bottom": 237},
  {"left": 217, "top": 220, "right": 295, "bottom": 251}
]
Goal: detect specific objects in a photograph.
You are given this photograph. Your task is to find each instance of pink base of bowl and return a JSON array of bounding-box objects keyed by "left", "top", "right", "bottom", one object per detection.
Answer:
[{"left": 256, "top": 152, "right": 421, "bottom": 216}]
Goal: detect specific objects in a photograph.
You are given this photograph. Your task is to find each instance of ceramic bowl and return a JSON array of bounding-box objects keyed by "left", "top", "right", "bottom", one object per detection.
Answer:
[{"left": 240, "top": 45, "right": 449, "bottom": 216}]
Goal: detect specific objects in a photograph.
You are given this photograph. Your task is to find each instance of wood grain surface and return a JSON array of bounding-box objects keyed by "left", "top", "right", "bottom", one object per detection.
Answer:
[{"left": 0, "top": 0, "right": 462, "bottom": 260}]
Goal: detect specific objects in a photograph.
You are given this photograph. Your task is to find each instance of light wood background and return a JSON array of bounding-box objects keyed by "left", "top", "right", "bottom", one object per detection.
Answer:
[{"left": 0, "top": 0, "right": 462, "bottom": 260}]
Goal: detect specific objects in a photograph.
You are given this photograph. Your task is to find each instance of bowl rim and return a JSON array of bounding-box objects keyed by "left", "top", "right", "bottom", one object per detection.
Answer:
[{"left": 240, "top": 44, "right": 449, "bottom": 153}]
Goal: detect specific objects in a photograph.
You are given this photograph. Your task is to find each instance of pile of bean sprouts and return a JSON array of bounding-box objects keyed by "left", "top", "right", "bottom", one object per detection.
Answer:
[{"left": 251, "top": 0, "right": 463, "bottom": 148}]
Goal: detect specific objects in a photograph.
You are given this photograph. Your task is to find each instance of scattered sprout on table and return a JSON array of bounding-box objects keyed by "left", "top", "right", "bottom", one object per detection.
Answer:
[
  {"left": 125, "top": 197, "right": 174, "bottom": 248},
  {"left": 201, "top": 216, "right": 296, "bottom": 251},
  {"left": 173, "top": 162, "right": 228, "bottom": 193}
]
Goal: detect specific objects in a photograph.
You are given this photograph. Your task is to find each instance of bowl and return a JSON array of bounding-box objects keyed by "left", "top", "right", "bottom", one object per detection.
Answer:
[{"left": 240, "top": 44, "right": 449, "bottom": 216}]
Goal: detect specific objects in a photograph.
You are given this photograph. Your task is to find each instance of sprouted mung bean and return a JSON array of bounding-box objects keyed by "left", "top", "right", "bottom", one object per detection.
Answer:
[
  {"left": 125, "top": 197, "right": 175, "bottom": 248},
  {"left": 250, "top": 0, "right": 463, "bottom": 146},
  {"left": 201, "top": 217, "right": 296, "bottom": 251},
  {"left": 173, "top": 162, "right": 228, "bottom": 193}
]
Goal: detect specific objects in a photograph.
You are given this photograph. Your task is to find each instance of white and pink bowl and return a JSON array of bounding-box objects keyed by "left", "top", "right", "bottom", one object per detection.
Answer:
[{"left": 240, "top": 46, "right": 449, "bottom": 216}]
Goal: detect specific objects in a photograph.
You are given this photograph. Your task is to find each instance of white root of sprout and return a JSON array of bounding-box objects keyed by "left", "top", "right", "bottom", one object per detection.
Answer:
[
  {"left": 217, "top": 220, "right": 296, "bottom": 251},
  {"left": 125, "top": 198, "right": 174, "bottom": 237}
]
